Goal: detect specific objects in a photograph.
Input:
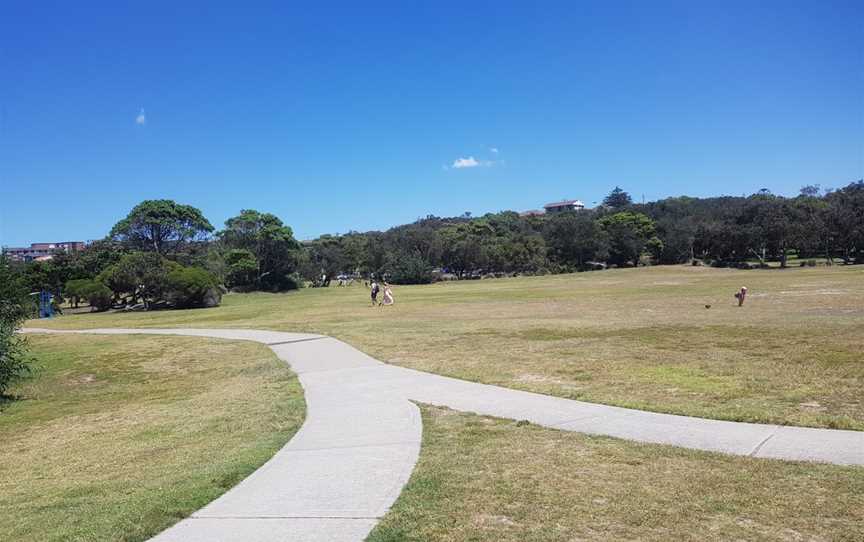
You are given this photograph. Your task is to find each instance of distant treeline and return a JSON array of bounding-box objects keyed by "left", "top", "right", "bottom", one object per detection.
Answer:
[
  {"left": 6, "top": 181, "right": 864, "bottom": 310},
  {"left": 301, "top": 181, "right": 864, "bottom": 283}
]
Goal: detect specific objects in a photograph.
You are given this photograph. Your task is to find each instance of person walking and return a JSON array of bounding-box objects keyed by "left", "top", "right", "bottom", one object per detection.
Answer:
[
  {"left": 380, "top": 282, "right": 395, "bottom": 306},
  {"left": 370, "top": 279, "right": 380, "bottom": 306},
  {"left": 734, "top": 286, "right": 747, "bottom": 306}
]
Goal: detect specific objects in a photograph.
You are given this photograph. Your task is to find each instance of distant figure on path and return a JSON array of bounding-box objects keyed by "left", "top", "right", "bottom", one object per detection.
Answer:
[
  {"left": 370, "top": 280, "right": 380, "bottom": 306},
  {"left": 734, "top": 286, "right": 747, "bottom": 306},
  {"left": 380, "top": 282, "right": 395, "bottom": 306}
]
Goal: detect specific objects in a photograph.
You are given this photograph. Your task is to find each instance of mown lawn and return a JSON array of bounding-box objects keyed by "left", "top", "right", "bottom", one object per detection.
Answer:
[
  {"left": 368, "top": 405, "right": 864, "bottom": 542},
  {"left": 30, "top": 265, "right": 864, "bottom": 429},
  {"left": 0, "top": 334, "right": 304, "bottom": 542}
]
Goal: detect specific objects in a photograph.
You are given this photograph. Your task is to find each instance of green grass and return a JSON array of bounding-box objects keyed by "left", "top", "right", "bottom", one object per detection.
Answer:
[
  {"left": 31, "top": 265, "right": 864, "bottom": 429},
  {"left": 0, "top": 334, "right": 304, "bottom": 542},
  {"left": 368, "top": 405, "right": 864, "bottom": 542}
]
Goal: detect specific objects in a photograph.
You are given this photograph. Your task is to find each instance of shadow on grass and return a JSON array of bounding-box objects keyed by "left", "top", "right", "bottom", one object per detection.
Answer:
[{"left": 0, "top": 393, "right": 26, "bottom": 410}]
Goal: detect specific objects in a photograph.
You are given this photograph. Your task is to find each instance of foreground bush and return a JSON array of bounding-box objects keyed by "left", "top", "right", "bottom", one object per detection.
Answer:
[{"left": 0, "top": 258, "right": 33, "bottom": 395}]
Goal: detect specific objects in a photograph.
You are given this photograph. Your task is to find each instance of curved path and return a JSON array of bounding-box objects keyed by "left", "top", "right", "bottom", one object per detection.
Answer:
[{"left": 24, "top": 327, "right": 864, "bottom": 542}]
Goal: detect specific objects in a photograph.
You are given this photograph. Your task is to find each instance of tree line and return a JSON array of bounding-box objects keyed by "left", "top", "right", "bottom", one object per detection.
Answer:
[
  {"left": 302, "top": 181, "right": 864, "bottom": 282},
  {"left": 6, "top": 180, "right": 864, "bottom": 313}
]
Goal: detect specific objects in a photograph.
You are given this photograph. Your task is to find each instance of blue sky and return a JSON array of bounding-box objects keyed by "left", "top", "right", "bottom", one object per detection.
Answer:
[{"left": 1, "top": 1, "right": 861, "bottom": 245}]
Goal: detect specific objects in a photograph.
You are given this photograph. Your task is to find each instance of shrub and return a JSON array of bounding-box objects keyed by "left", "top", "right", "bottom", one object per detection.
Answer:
[
  {"left": 0, "top": 258, "right": 34, "bottom": 395},
  {"left": 278, "top": 273, "right": 304, "bottom": 291},
  {"left": 82, "top": 281, "right": 113, "bottom": 311},
  {"left": 165, "top": 266, "right": 222, "bottom": 308}
]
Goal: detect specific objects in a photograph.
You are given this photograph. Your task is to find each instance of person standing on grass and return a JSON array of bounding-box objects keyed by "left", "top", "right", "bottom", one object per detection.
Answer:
[
  {"left": 734, "top": 286, "right": 747, "bottom": 306},
  {"left": 370, "top": 279, "right": 380, "bottom": 306},
  {"left": 380, "top": 282, "right": 395, "bottom": 307}
]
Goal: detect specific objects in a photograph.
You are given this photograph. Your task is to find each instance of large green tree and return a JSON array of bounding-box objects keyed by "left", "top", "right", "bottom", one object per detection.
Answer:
[
  {"left": 603, "top": 186, "right": 633, "bottom": 209},
  {"left": 110, "top": 200, "right": 214, "bottom": 255},
  {"left": 599, "top": 212, "right": 661, "bottom": 267},
  {"left": 219, "top": 210, "right": 302, "bottom": 290},
  {"left": 439, "top": 222, "right": 489, "bottom": 277},
  {"left": 823, "top": 180, "right": 864, "bottom": 263},
  {"left": 543, "top": 211, "right": 609, "bottom": 269},
  {"left": 738, "top": 194, "right": 797, "bottom": 267},
  {"left": 98, "top": 252, "right": 178, "bottom": 307}
]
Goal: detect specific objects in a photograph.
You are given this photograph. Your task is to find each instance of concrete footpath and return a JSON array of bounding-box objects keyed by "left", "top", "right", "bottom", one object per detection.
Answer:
[{"left": 23, "top": 328, "right": 864, "bottom": 542}]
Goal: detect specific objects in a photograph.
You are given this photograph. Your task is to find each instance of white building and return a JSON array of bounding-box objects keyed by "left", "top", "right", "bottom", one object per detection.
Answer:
[{"left": 543, "top": 199, "right": 585, "bottom": 213}]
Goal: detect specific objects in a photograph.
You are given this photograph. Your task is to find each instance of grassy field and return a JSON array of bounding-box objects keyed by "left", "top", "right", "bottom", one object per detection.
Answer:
[
  {"left": 31, "top": 265, "right": 864, "bottom": 429},
  {"left": 368, "top": 405, "right": 864, "bottom": 542},
  {"left": 0, "top": 334, "right": 304, "bottom": 542}
]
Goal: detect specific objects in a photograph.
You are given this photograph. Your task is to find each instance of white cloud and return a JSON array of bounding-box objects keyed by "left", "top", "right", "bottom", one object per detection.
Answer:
[
  {"left": 136, "top": 108, "right": 146, "bottom": 125},
  {"left": 452, "top": 156, "right": 480, "bottom": 168},
  {"left": 490, "top": 147, "right": 499, "bottom": 154}
]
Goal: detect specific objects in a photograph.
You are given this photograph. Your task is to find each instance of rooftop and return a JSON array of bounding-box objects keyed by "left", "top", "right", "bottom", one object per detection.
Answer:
[{"left": 543, "top": 199, "right": 584, "bottom": 209}]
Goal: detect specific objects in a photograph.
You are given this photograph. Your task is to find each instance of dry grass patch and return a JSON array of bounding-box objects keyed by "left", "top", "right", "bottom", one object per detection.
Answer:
[
  {"left": 368, "top": 405, "right": 864, "bottom": 542},
  {"left": 0, "top": 334, "right": 304, "bottom": 542},
  {"left": 31, "top": 265, "right": 864, "bottom": 429}
]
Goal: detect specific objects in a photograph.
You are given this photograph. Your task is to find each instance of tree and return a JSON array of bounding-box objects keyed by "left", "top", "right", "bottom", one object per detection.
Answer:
[
  {"left": 800, "top": 184, "right": 821, "bottom": 198},
  {"left": 823, "top": 180, "right": 864, "bottom": 263},
  {"left": 477, "top": 212, "right": 546, "bottom": 274},
  {"left": 304, "top": 235, "right": 350, "bottom": 284},
  {"left": 224, "top": 249, "right": 259, "bottom": 289},
  {"left": 603, "top": 186, "right": 633, "bottom": 209},
  {"left": 0, "top": 257, "right": 34, "bottom": 396},
  {"left": 110, "top": 200, "right": 214, "bottom": 255},
  {"left": 99, "top": 252, "right": 177, "bottom": 307},
  {"left": 379, "top": 221, "right": 443, "bottom": 271},
  {"left": 598, "top": 212, "right": 659, "bottom": 267},
  {"left": 64, "top": 278, "right": 91, "bottom": 308},
  {"left": 440, "top": 222, "right": 489, "bottom": 277},
  {"left": 218, "top": 210, "right": 302, "bottom": 290},
  {"left": 738, "top": 194, "right": 797, "bottom": 267},
  {"left": 543, "top": 212, "right": 609, "bottom": 269},
  {"left": 81, "top": 282, "right": 113, "bottom": 312},
  {"left": 65, "top": 279, "right": 112, "bottom": 311},
  {"left": 791, "top": 193, "right": 829, "bottom": 260},
  {"left": 384, "top": 251, "right": 433, "bottom": 284},
  {"left": 97, "top": 252, "right": 221, "bottom": 309}
]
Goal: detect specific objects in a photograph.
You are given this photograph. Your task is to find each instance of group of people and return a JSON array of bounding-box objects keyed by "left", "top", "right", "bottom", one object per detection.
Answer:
[
  {"left": 369, "top": 279, "right": 394, "bottom": 307},
  {"left": 363, "top": 279, "right": 745, "bottom": 310}
]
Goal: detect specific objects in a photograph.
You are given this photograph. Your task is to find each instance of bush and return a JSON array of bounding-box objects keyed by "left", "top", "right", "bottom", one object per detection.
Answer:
[
  {"left": 0, "top": 258, "right": 34, "bottom": 396},
  {"left": 82, "top": 281, "right": 113, "bottom": 311},
  {"left": 278, "top": 273, "right": 304, "bottom": 291},
  {"left": 165, "top": 266, "right": 222, "bottom": 308}
]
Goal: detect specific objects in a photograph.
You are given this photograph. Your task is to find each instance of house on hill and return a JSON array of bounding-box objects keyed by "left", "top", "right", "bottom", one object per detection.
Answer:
[{"left": 543, "top": 199, "right": 585, "bottom": 213}]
